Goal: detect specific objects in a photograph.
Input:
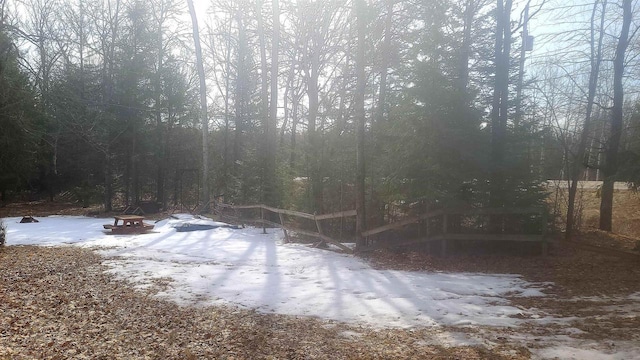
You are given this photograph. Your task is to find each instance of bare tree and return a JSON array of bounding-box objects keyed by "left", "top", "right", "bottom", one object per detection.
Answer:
[
  {"left": 489, "top": 0, "right": 513, "bottom": 210},
  {"left": 267, "top": 0, "right": 279, "bottom": 205},
  {"left": 293, "top": 0, "right": 349, "bottom": 213},
  {"left": 600, "top": 0, "right": 633, "bottom": 231},
  {"left": 234, "top": 5, "right": 250, "bottom": 199},
  {"left": 187, "top": 0, "right": 210, "bottom": 209},
  {"left": 255, "top": 0, "right": 279, "bottom": 206},
  {"left": 203, "top": 4, "right": 234, "bottom": 197},
  {"left": 565, "top": 0, "right": 607, "bottom": 239},
  {"left": 354, "top": 0, "right": 367, "bottom": 248},
  {"left": 255, "top": 0, "right": 270, "bottom": 203},
  {"left": 375, "top": 0, "right": 393, "bottom": 124},
  {"left": 457, "top": 0, "right": 490, "bottom": 95},
  {"left": 20, "top": 0, "right": 63, "bottom": 199},
  {"left": 150, "top": 0, "right": 184, "bottom": 209}
]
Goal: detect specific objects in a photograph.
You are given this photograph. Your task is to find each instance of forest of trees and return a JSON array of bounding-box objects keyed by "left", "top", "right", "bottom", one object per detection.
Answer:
[{"left": 0, "top": 0, "right": 639, "bottom": 237}]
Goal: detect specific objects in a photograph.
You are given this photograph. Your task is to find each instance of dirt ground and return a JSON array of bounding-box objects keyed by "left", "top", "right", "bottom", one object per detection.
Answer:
[
  {"left": 1, "top": 197, "right": 639, "bottom": 359},
  {"left": 1, "top": 246, "right": 532, "bottom": 360}
]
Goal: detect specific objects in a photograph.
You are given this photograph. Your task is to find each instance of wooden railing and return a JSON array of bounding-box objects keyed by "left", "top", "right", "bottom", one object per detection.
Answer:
[
  {"left": 363, "top": 207, "right": 549, "bottom": 255},
  {"left": 216, "top": 203, "right": 548, "bottom": 256},
  {"left": 215, "top": 203, "right": 356, "bottom": 253}
]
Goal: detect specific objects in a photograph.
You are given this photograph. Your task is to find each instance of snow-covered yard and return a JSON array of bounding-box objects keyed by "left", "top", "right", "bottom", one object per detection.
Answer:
[
  {"left": 4, "top": 215, "right": 546, "bottom": 328},
  {"left": 3, "top": 215, "right": 640, "bottom": 359}
]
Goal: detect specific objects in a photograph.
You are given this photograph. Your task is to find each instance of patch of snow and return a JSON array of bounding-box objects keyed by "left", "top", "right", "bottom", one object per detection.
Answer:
[
  {"left": 338, "top": 330, "right": 363, "bottom": 339},
  {"left": 167, "top": 213, "right": 233, "bottom": 229},
  {"left": 415, "top": 331, "right": 486, "bottom": 347},
  {"left": 4, "top": 215, "right": 548, "bottom": 330},
  {"left": 9, "top": 215, "right": 640, "bottom": 356},
  {"left": 326, "top": 242, "right": 356, "bottom": 251},
  {"left": 532, "top": 344, "right": 636, "bottom": 360}
]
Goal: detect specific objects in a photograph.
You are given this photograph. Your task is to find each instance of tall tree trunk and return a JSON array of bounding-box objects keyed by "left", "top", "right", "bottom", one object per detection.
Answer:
[
  {"left": 354, "top": 0, "right": 367, "bottom": 249},
  {"left": 458, "top": 0, "right": 474, "bottom": 94},
  {"left": 289, "top": 94, "right": 299, "bottom": 169},
  {"left": 101, "top": 0, "right": 120, "bottom": 211},
  {"left": 376, "top": 0, "right": 393, "bottom": 124},
  {"left": 489, "top": 0, "right": 511, "bottom": 211},
  {"left": 234, "top": 9, "right": 248, "bottom": 200},
  {"left": 255, "top": 0, "right": 270, "bottom": 203},
  {"left": 187, "top": 0, "right": 210, "bottom": 209},
  {"left": 283, "top": 35, "right": 300, "bottom": 152},
  {"left": 222, "top": 19, "right": 232, "bottom": 195},
  {"left": 599, "top": 0, "right": 631, "bottom": 231},
  {"left": 280, "top": 73, "right": 290, "bottom": 146},
  {"left": 132, "top": 130, "right": 139, "bottom": 204},
  {"left": 155, "top": 29, "right": 166, "bottom": 209},
  {"left": 566, "top": 0, "right": 606, "bottom": 239},
  {"left": 267, "top": 0, "right": 279, "bottom": 206},
  {"left": 307, "top": 52, "right": 322, "bottom": 213},
  {"left": 498, "top": 0, "right": 512, "bottom": 132},
  {"left": 514, "top": 1, "right": 529, "bottom": 126}
]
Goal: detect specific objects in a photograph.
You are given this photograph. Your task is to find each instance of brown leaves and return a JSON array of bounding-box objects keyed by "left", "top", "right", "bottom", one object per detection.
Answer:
[
  {"left": 363, "top": 238, "right": 640, "bottom": 298},
  {"left": 0, "top": 246, "right": 529, "bottom": 359}
]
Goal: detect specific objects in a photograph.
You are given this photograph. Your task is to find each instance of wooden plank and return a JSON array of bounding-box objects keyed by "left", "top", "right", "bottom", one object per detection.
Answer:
[
  {"left": 315, "top": 236, "right": 353, "bottom": 253},
  {"left": 229, "top": 204, "right": 265, "bottom": 210},
  {"left": 252, "top": 219, "right": 351, "bottom": 253},
  {"left": 290, "top": 227, "right": 330, "bottom": 241},
  {"left": 361, "top": 209, "right": 446, "bottom": 237},
  {"left": 115, "top": 215, "right": 145, "bottom": 221},
  {"left": 261, "top": 205, "right": 316, "bottom": 220},
  {"left": 314, "top": 209, "right": 357, "bottom": 220},
  {"left": 288, "top": 228, "right": 353, "bottom": 253},
  {"left": 225, "top": 204, "right": 354, "bottom": 221}
]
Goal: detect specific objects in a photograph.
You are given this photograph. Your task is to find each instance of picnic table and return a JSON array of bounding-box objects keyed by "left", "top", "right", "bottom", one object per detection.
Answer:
[{"left": 103, "top": 215, "right": 154, "bottom": 234}]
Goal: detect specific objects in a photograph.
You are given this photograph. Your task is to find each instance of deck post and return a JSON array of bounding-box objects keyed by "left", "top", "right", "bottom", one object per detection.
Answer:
[
  {"left": 315, "top": 217, "right": 325, "bottom": 247},
  {"left": 279, "top": 212, "right": 289, "bottom": 243}
]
